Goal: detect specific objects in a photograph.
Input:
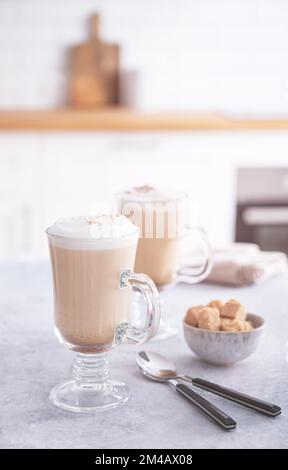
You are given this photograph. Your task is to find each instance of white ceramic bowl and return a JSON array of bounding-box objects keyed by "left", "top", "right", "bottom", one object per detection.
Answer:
[{"left": 183, "top": 313, "right": 265, "bottom": 366}]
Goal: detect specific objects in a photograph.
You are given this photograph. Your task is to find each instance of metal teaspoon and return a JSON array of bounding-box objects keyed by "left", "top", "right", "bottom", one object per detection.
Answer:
[
  {"left": 136, "top": 352, "right": 237, "bottom": 430},
  {"left": 137, "top": 351, "right": 281, "bottom": 417}
]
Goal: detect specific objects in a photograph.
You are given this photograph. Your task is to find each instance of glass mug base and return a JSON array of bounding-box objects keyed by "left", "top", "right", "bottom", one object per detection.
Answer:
[
  {"left": 150, "top": 320, "right": 177, "bottom": 341},
  {"left": 50, "top": 380, "right": 130, "bottom": 413},
  {"left": 50, "top": 352, "right": 130, "bottom": 413},
  {"left": 154, "top": 280, "right": 178, "bottom": 340}
]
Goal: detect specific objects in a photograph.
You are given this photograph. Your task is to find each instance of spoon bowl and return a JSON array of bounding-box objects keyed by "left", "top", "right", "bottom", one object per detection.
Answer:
[{"left": 136, "top": 350, "right": 179, "bottom": 380}]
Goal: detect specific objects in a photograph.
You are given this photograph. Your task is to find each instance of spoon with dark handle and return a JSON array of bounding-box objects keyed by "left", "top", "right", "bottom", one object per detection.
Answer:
[
  {"left": 137, "top": 351, "right": 281, "bottom": 417},
  {"left": 136, "top": 354, "right": 237, "bottom": 430}
]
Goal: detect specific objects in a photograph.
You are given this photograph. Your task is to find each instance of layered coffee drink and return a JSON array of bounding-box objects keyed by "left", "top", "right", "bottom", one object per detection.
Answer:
[
  {"left": 118, "top": 186, "right": 185, "bottom": 286},
  {"left": 47, "top": 215, "right": 139, "bottom": 350}
]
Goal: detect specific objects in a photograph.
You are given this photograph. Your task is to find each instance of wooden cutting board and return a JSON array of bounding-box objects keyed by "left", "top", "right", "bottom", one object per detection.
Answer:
[{"left": 69, "top": 14, "right": 120, "bottom": 107}]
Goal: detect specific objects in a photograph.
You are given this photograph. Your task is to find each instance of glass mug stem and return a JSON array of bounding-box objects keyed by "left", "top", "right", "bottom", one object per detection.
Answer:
[
  {"left": 73, "top": 353, "right": 109, "bottom": 388},
  {"left": 176, "top": 226, "right": 213, "bottom": 284}
]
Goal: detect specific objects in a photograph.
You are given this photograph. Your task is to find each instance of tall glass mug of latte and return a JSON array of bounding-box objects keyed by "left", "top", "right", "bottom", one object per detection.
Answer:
[
  {"left": 117, "top": 186, "right": 213, "bottom": 338},
  {"left": 47, "top": 215, "right": 161, "bottom": 413},
  {"left": 118, "top": 186, "right": 213, "bottom": 286}
]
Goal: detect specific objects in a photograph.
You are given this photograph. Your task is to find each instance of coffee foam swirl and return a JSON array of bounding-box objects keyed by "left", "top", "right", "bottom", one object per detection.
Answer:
[{"left": 47, "top": 215, "right": 139, "bottom": 250}]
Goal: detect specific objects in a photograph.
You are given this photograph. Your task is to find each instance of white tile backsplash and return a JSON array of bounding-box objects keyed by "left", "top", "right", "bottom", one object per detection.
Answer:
[{"left": 0, "top": 0, "right": 288, "bottom": 111}]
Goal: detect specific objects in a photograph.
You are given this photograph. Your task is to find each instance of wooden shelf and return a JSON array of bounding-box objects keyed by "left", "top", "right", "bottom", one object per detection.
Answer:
[{"left": 0, "top": 108, "right": 288, "bottom": 131}]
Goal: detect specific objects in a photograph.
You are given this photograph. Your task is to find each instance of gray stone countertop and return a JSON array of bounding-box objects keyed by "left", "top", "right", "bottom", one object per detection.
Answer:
[{"left": 0, "top": 262, "right": 287, "bottom": 449}]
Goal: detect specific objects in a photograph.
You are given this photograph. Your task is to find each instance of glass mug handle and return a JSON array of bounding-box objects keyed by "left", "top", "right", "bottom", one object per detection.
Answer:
[
  {"left": 177, "top": 226, "right": 213, "bottom": 284},
  {"left": 119, "top": 270, "right": 161, "bottom": 344}
]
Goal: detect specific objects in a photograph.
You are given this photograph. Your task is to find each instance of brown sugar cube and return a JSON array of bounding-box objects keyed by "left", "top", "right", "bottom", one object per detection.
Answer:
[
  {"left": 185, "top": 305, "right": 204, "bottom": 327},
  {"left": 220, "top": 318, "right": 253, "bottom": 332},
  {"left": 243, "top": 321, "right": 253, "bottom": 331},
  {"left": 220, "top": 318, "right": 245, "bottom": 332},
  {"left": 198, "top": 307, "right": 220, "bottom": 331},
  {"left": 221, "top": 299, "right": 247, "bottom": 321},
  {"left": 207, "top": 299, "right": 224, "bottom": 312}
]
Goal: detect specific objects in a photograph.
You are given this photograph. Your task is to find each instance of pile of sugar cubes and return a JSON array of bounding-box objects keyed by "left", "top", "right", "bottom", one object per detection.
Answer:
[{"left": 185, "top": 299, "right": 253, "bottom": 332}]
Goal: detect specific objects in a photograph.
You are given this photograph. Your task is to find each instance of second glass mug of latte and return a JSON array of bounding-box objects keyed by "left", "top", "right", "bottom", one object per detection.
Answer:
[
  {"left": 117, "top": 186, "right": 213, "bottom": 338},
  {"left": 46, "top": 214, "right": 161, "bottom": 413}
]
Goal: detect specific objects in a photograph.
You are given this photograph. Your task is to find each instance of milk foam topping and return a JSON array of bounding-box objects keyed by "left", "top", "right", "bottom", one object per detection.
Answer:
[
  {"left": 121, "top": 185, "right": 185, "bottom": 202},
  {"left": 47, "top": 215, "right": 138, "bottom": 249}
]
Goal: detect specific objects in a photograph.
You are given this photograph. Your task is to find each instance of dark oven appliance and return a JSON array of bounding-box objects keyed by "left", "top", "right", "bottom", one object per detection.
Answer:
[{"left": 236, "top": 168, "right": 288, "bottom": 254}]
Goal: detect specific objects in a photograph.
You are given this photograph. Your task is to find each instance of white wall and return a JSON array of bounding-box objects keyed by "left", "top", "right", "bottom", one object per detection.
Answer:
[
  {"left": 0, "top": 0, "right": 287, "bottom": 112},
  {"left": 1, "top": 1, "right": 288, "bottom": 260},
  {"left": 1, "top": 131, "right": 288, "bottom": 260}
]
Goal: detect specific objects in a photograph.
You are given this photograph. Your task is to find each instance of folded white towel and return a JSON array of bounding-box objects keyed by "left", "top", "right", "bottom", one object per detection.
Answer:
[{"left": 206, "top": 243, "right": 288, "bottom": 286}]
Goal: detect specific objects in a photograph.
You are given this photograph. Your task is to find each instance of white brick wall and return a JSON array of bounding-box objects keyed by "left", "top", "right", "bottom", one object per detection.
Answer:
[{"left": 0, "top": 0, "right": 287, "bottom": 112}]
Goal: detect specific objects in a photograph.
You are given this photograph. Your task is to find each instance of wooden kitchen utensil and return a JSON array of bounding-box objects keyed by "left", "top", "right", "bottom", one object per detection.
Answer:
[{"left": 68, "top": 14, "right": 120, "bottom": 108}]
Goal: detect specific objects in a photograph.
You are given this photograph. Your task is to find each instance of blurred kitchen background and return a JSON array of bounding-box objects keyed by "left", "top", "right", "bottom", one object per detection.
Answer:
[{"left": 1, "top": 0, "right": 288, "bottom": 260}]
